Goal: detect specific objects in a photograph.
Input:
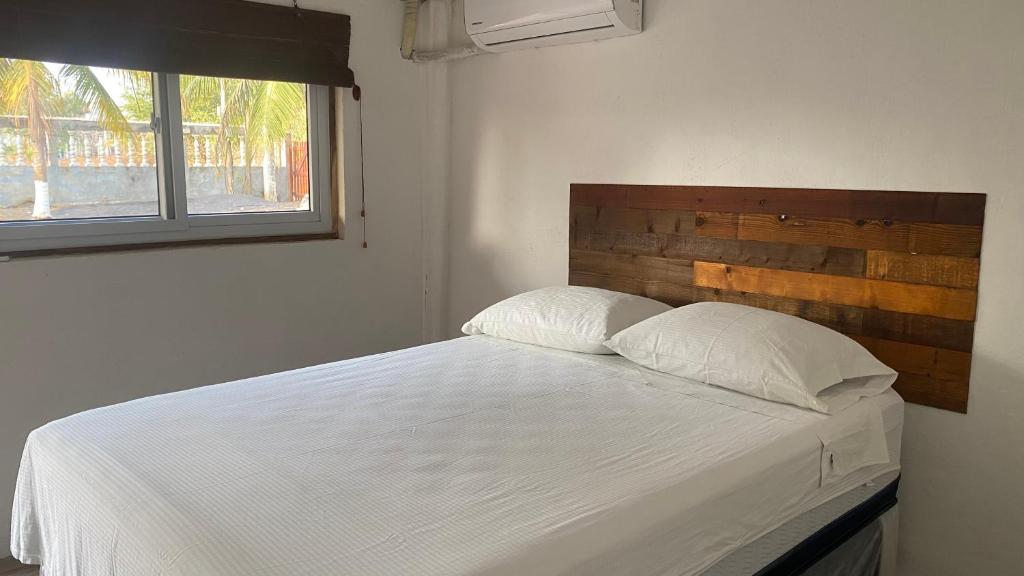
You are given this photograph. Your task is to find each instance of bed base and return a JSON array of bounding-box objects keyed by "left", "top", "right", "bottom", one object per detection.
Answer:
[{"left": 753, "top": 475, "right": 900, "bottom": 576}]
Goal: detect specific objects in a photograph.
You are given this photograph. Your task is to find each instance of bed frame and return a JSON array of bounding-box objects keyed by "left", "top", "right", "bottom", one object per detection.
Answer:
[
  {"left": 755, "top": 476, "right": 900, "bottom": 576},
  {"left": 569, "top": 184, "right": 986, "bottom": 413}
]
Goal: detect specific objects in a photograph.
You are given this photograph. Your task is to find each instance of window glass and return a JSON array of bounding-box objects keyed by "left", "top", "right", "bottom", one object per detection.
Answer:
[
  {"left": 178, "top": 76, "right": 310, "bottom": 215},
  {"left": 0, "top": 59, "right": 160, "bottom": 221}
]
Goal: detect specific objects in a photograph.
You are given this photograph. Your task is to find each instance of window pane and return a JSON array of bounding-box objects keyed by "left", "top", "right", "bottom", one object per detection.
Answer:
[
  {"left": 0, "top": 59, "right": 160, "bottom": 222},
  {"left": 178, "top": 76, "right": 310, "bottom": 215}
]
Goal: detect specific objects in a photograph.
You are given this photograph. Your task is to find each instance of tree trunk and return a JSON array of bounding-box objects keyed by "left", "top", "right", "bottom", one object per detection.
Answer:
[
  {"left": 30, "top": 133, "right": 51, "bottom": 219},
  {"left": 261, "top": 131, "right": 276, "bottom": 202},
  {"left": 261, "top": 148, "right": 276, "bottom": 201},
  {"left": 25, "top": 61, "right": 52, "bottom": 219}
]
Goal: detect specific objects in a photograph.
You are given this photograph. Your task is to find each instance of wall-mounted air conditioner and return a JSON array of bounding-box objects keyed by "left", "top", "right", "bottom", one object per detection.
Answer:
[{"left": 465, "top": 0, "right": 642, "bottom": 53}]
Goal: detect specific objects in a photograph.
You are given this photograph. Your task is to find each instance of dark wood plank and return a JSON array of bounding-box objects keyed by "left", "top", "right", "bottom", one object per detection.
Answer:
[
  {"left": 569, "top": 271, "right": 697, "bottom": 307},
  {"left": 569, "top": 184, "right": 628, "bottom": 208},
  {"left": 860, "top": 309, "right": 976, "bottom": 353},
  {"left": 693, "top": 262, "right": 978, "bottom": 321},
  {"left": 894, "top": 374, "right": 969, "bottom": 413},
  {"left": 852, "top": 336, "right": 973, "bottom": 380},
  {"left": 866, "top": 251, "right": 980, "bottom": 289},
  {"left": 570, "top": 250, "right": 694, "bottom": 286},
  {"left": 716, "top": 213, "right": 982, "bottom": 258},
  {"left": 736, "top": 214, "right": 911, "bottom": 252},
  {"left": 571, "top": 205, "right": 696, "bottom": 235},
  {"left": 573, "top": 231, "right": 866, "bottom": 277},
  {"left": 571, "top": 184, "right": 986, "bottom": 225}
]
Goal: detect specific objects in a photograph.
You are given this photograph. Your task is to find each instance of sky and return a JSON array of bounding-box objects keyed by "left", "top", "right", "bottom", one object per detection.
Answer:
[{"left": 44, "top": 62, "right": 132, "bottom": 107}]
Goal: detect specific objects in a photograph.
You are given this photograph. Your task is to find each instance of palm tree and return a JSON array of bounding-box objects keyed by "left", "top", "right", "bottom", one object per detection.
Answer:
[
  {"left": 0, "top": 59, "right": 132, "bottom": 219},
  {"left": 181, "top": 75, "right": 306, "bottom": 202}
]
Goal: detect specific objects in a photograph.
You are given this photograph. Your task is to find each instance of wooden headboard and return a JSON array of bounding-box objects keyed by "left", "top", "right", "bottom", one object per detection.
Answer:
[{"left": 569, "top": 184, "right": 986, "bottom": 413}]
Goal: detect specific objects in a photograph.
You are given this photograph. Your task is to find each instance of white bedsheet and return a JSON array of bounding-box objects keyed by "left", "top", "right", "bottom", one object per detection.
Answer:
[{"left": 11, "top": 336, "right": 901, "bottom": 576}]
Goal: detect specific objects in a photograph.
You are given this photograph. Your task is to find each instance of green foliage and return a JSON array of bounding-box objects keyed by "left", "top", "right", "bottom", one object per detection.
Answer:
[
  {"left": 181, "top": 74, "right": 308, "bottom": 176},
  {"left": 120, "top": 71, "right": 155, "bottom": 121}
]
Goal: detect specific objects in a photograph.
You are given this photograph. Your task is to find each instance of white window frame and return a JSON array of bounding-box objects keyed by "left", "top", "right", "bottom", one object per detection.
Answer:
[{"left": 0, "top": 73, "right": 335, "bottom": 254}]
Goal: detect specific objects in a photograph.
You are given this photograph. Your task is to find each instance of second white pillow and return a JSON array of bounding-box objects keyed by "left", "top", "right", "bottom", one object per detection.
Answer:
[{"left": 605, "top": 302, "right": 897, "bottom": 413}]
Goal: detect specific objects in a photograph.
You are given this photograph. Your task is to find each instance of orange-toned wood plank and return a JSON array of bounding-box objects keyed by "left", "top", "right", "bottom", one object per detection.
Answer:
[
  {"left": 866, "top": 251, "right": 979, "bottom": 289},
  {"left": 894, "top": 374, "right": 969, "bottom": 413},
  {"left": 693, "top": 262, "right": 978, "bottom": 321},
  {"left": 694, "top": 212, "right": 739, "bottom": 238},
  {"left": 572, "top": 206, "right": 696, "bottom": 235},
  {"left": 736, "top": 214, "right": 910, "bottom": 251}
]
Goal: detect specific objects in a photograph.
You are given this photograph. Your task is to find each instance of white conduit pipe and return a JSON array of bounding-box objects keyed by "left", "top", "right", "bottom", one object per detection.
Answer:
[
  {"left": 401, "top": 0, "right": 421, "bottom": 60},
  {"left": 401, "top": 0, "right": 481, "bottom": 63},
  {"left": 412, "top": 46, "right": 481, "bottom": 63}
]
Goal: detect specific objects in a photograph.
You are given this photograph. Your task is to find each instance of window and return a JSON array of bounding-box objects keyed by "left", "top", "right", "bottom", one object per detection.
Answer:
[{"left": 0, "top": 59, "right": 338, "bottom": 254}]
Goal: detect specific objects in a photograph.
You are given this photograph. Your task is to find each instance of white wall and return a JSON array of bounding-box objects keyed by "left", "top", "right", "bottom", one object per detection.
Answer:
[
  {"left": 447, "top": 1, "right": 1024, "bottom": 574},
  {"left": 0, "top": 1, "right": 446, "bottom": 544}
]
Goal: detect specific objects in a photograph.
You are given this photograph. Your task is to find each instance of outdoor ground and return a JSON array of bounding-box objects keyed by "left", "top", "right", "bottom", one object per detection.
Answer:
[{"left": 0, "top": 194, "right": 302, "bottom": 221}]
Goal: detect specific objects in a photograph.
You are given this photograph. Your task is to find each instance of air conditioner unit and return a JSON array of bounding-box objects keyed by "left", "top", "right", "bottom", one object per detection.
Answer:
[{"left": 466, "top": 0, "right": 642, "bottom": 53}]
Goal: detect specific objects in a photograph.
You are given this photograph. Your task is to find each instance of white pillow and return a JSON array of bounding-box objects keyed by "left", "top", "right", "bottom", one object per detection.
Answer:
[
  {"left": 462, "top": 286, "right": 673, "bottom": 354},
  {"left": 605, "top": 302, "right": 897, "bottom": 413}
]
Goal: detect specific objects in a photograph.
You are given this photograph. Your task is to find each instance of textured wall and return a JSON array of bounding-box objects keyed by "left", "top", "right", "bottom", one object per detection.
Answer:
[{"left": 446, "top": 1, "right": 1024, "bottom": 574}]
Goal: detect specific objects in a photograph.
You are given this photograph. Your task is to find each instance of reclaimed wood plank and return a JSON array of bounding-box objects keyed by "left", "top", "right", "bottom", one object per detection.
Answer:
[
  {"left": 572, "top": 205, "right": 697, "bottom": 235},
  {"left": 570, "top": 184, "right": 627, "bottom": 207},
  {"left": 894, "top": 374, "right": 969, "bottom": 413},
  {"left": 570, "top": 250, "right": 695, "bottom": 286},
  {"left": 573, "top": 231, "right": 865, "bottom": 277},
  {"left": 866, "top": 251, "right": 980, "bottom": 289},
  {"left": 571, "top": 183, "right": 986, "bottom": 225},
  {"left": 694, "top": 212, "right": 739, "bottom": 238},
  {"left": 860, "top": 309, "right": 976, "bottom": 353},
  {"left": 716, "top": 214, "right": 984, "bottom": 257},
  {"left": 693, "top": 262, "right": 978, "bottom": 321},
  {"left": 569, "top": 271, "right": 697, "bottom": 307},
  {"left": 852, "top": 336, "right": 972, "bottom": 380},
  {"left": 908, "top": 223, "right": 984, "bottom": 258},
  {"left": 736, "top": 214, "right": 911, "bottom": 252}
]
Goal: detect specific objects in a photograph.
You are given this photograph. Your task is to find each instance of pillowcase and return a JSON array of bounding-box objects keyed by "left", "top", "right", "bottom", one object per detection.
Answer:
[
  {"left": 462, "top": 286, "right": 673, "bottom": 354},
  {"left": 605, "top": 302, "right": 897, "bottom": 413}
]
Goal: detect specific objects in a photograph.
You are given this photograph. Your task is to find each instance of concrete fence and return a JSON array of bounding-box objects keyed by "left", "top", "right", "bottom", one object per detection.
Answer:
[{"left": 0, "top": 116, "right": 302, "bottom": 208}]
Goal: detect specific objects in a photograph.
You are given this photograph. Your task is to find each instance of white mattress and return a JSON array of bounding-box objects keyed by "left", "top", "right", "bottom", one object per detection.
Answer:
[{"left": 11, "top": 336, "right": 902, "bottom": 576}]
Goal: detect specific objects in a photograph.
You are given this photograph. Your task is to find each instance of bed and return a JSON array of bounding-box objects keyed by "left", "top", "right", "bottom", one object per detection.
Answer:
[{"left": 12, "top": 335, "right": 902, "bottom": 576}]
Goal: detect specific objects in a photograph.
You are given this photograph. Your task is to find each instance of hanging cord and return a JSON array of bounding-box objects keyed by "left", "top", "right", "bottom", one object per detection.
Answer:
[
  {"left": 292, "top": 0, "right": 302, "bottom": 18},
  {"left": 354, "top": 84, "right": 367, "bottom": 249}
]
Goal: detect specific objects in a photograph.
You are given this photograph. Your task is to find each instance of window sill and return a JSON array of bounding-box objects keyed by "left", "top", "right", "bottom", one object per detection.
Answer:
[{"left": 2, "top": 231, "right": 342, "bottom": 260}]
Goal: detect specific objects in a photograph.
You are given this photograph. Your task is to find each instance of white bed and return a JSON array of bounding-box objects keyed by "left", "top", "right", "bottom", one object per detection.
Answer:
[{"left": 11, "top": 336, "right": 902, "bottom": 576}]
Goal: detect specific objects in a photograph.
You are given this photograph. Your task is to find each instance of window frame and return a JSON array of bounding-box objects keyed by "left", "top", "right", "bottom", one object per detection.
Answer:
[{"left": 0, "top": 71, "right": 337, "bottom": 255}]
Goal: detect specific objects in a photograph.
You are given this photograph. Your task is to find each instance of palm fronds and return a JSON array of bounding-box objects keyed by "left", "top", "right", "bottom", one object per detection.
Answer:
[{"left": 60, "top": 65, "right": 132, "bottom": 138}]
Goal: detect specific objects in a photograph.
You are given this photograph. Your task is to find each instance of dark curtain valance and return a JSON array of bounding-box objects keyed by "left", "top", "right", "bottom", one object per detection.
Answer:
[{"left": 0, "top": 0, "right": 355, "bottom": 87}]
